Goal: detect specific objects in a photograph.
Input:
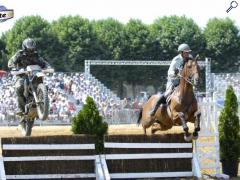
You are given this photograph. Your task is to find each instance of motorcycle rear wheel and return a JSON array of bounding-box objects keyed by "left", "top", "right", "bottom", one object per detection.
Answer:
[{"left": 36, "top": 83, "right": 49, "bottom": 120}]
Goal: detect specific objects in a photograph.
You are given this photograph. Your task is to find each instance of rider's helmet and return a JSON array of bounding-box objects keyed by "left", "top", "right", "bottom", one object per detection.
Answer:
[
  {"left": 178, "top": 43, "right": 191, "bottom": 52},
  {"left": 22, "top": 38, "right": 36, "bottom": 55}
]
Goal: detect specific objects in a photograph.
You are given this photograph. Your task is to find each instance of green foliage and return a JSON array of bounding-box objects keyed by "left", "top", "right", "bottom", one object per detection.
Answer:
[
  {"left": 71, "top": 96, "right": 108, "bottom": 153},
  {"left": 123, "top": 19, "right": 151, "bottom": 60},
  {"left": 4, "top": 16, "right": 50, "bottom": 57},
  {"left": 150, "top": 15, "right": 205, "bottom": 60},
  {"left": 218, "top": 85, "right": 240, "bottom": 160},
  {"left": 204, "top": 18, "right": 240, "bottom": 72},
  {"left": 93, "top": 18, "right": 125, "bottom": 60},
  {"left": 50, "top": 16, "right": 102, "bottom": 71},
  {"left": 0, "top": 36, "right": 7, "bottom": 69},
  {"left": 122, "top": 19, "right": 152, "bottom": 84},
  {"left": 92, "top": 18, "right": 125, "bottom": 94},
  {"left": 3, "top": 15, "right": 63, "bottom": 71},
  {"left": 1, "top": 14, "right": 240, "bottom": 93}
]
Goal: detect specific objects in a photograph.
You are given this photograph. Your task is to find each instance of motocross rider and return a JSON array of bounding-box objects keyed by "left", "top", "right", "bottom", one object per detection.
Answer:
[{"left": 8, "top": 38, "right": 51, "bottom": 115}]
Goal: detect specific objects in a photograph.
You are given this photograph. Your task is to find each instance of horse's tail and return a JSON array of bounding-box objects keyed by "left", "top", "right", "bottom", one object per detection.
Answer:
[{"left": 137, "top": 108, "right": 143, "bottom": 125}]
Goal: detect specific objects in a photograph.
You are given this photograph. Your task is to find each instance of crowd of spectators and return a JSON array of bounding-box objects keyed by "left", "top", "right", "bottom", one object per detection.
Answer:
[
  {"left": 5, "top": 71, "right": 239, "bottom": 125},
  {"left": 0, "top": 71, "right": 143, "bottom": 125},
  {"left": 0, "top": 75, "right": 16, "bottom": 124},
  {"left": 213, "top": 73, "right": 240, "bottom": 100},
  {"left": 0, "top": 73, "right": 77, "bottom": 124}
]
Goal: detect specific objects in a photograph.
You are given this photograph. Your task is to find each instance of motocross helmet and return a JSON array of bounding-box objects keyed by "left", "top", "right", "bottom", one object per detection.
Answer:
[{"left": 22, "top": 38, "right": 36, "bottom": 54}]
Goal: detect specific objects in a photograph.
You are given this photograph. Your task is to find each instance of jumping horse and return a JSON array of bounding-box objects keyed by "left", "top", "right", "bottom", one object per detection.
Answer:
[{"left": 137, "top": 57, "right": 201, "bottom": 141}]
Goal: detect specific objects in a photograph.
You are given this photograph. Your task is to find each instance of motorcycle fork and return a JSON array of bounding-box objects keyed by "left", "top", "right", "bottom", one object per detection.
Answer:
[{"left": 29, "top": 82, "right": 39, "bottom": 104}]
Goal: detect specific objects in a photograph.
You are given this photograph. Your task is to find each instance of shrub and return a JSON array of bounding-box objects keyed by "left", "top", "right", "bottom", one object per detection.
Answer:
[
  {"left": 218, "top": 85, "right": 240, "bottom": 160},
  {"left": 71, "top": 96, "right": 108, "bottom": 153}
]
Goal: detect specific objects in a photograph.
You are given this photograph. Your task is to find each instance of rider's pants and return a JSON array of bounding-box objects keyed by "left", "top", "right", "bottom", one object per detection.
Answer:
[
  {"left": 15, "top": 77, "right": 26, "bottom": 112},
  {"left": 165, "top": 79, "right": 179, "bottom": 98}
]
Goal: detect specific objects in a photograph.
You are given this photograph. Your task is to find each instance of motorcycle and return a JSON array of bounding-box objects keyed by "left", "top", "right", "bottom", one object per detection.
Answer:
[{"left": 11, "top": 65, "right": 54, "bottom": 136}]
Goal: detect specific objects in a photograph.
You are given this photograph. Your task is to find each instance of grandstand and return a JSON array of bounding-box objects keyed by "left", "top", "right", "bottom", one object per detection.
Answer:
[
  {"left": 1, "top": 71, "right": 239, "bottom": 125},
  {"left": 0, "top": 72, "right": 126, "bottom": 125},
  {"left": 211, "top": 73, "right": 240, "bottom": 120}
]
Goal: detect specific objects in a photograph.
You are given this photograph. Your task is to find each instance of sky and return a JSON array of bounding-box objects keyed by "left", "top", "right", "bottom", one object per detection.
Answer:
[{"left": 0, "top": 0, "right": 239, "bottom": 34}]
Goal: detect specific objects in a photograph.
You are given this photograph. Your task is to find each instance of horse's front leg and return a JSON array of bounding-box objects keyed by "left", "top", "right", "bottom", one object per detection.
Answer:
[
  {"left": 178, "top": 112, "right": 192, "bottom": 141},
  {"left": 193, "top": 111, "right": 201, "bottom": 140}
]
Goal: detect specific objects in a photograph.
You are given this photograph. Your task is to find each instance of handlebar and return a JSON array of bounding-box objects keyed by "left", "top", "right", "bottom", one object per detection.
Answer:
[
  {"left": 11, "top": 68, "right": 55, "bottom": 76},
  {"left": 42, "top": 68, "right": 54, "bottom": 73}
]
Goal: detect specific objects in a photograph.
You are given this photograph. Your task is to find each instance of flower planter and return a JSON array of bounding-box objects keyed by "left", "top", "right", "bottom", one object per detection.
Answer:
[{"left": 222, "top": 159, "right": 239, "bottom": 177}]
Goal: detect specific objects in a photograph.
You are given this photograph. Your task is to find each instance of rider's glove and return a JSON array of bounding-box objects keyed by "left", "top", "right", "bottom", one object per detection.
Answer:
[{"left": 174, "top": 68, "right": 179, "bottom": 75}]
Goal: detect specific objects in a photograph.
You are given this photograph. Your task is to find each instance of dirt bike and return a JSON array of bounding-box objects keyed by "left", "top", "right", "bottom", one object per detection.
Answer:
[{"left": 11, "top": 65, "right": 54, "bottom": 136}]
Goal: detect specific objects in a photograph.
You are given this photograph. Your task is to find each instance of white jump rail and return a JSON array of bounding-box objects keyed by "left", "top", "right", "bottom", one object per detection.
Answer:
[
  {"left": 99, "top": 142, "right": 202, "bottom": 180},
  {"left": 1, "top": 143, "right": 101, "bottom": 180}
]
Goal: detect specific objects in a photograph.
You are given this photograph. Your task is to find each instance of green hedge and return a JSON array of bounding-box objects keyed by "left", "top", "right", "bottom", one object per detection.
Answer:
[
  {"left": 71, "top": 96, "right": 108, "bottom": 153},
  {"left": 219, "top": 85, "right": 240, "bottom": 160}
]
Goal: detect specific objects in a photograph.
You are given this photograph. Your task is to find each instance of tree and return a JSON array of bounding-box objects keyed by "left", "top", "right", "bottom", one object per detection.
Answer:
[
  {"left": 3, "top": 16, "right": 63, "bottom": 70},
  {"left": 218, "top": 85, "right": 240, "bottom": 176},
  {"left": 93, "top": 18, "right": 125, "bottom": 60},
  {"left": 204, "top": 18, "right": 240, "bottom": 72},
  {"left": 93, "top": 18, "right": 127, "bottom": 96},
  {"left": 4, "top": 16, "right": 50, "bottom": 56},
  {"left": 71, "top": 96, "right": 108, "bottom": 153},
  {"left": 51, "top": 16, "right": 102, "bottom": 72},
  {"left": 150, "top": 16, "right": 205, "bottom": 60},
  {"left": 0, "top": 36, "right": 7, "bottom": 70},
  {"left": 122, "top": 19, "right": 152, "bottom": 60}
]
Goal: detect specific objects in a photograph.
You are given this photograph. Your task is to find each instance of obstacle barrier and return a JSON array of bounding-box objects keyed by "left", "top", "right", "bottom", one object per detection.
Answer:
[
  {"left": 0, "top": 135, "right": 97, "bottom": 180},
  {"left": 98, "top": 134, "right": 201, "bottom": 179},
  {"left": 1, "top": 134, "right": 202, "bottom": 180}
]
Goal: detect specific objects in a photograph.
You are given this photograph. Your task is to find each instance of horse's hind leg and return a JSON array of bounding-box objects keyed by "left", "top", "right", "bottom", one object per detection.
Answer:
[
  {"left": 178, "top": 112, "right": 192, "bottom": 141},
  {"left": 193, "top": 111, "right": 201, "bottom": 140}
]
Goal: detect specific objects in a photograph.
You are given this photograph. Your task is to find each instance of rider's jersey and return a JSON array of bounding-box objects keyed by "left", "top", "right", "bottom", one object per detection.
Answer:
[{"left": 8, "top": 50, "right": 50, "bottom": 70}]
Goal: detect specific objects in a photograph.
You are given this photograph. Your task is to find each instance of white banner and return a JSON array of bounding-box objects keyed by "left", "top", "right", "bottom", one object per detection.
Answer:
[{"left": 0, "top": 10, "right": 14, "bottom": 21}]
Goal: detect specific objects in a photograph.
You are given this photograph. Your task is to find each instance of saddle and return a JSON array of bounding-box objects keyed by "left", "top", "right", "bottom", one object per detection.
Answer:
[{"left": 166, "top": 86, "right": 179, "bottom": 105}]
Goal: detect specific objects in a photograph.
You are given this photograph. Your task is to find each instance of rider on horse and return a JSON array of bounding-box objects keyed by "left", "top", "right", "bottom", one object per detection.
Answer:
[{"left": 151, "top": 43, "right": 193, "bottom": 117}]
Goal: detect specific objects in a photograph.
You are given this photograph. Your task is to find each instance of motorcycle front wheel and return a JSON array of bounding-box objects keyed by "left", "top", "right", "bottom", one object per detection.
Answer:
[{"left": 36, "top": 83, "right": 49, "bottom": 120}]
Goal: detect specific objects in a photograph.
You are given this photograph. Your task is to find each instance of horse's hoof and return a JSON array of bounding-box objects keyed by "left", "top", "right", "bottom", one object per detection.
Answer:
[
  {"left": 184, "top": 134, "right": 192, "bottom": 142},
  {"left": 192, "top": 132, "right": 199, "bottom": 140}
]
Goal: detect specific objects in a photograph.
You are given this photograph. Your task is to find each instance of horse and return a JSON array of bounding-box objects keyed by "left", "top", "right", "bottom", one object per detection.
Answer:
[{"left": 137, "top": 57, "right": 201, "bottom": 141}]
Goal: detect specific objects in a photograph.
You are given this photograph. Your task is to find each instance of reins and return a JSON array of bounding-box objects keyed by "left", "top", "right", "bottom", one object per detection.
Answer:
[{"left": 178, "top": 74, "right": 195, "bottom": 87}]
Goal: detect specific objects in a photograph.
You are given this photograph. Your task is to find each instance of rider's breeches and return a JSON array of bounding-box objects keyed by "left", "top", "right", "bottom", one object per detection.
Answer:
[
  {"left": 165, "top": 78, "right": 179, "bottom": 97},
  {"left": 15, "top": 78, "right": 25, "bottom": 111}
]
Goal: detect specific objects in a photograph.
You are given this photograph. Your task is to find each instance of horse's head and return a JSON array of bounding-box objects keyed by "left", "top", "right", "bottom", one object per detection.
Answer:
[{"left": 184, "top": 56, "right": 200, "bottom": 87}]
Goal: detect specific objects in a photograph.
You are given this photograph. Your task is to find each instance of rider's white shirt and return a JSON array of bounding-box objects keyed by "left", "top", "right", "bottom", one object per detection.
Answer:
[
  {"left": 165, "top": 54, "right": 184, "bottom": 96},
  {"left": 167, "top": 54, "right": 184, "bottom": 79}
]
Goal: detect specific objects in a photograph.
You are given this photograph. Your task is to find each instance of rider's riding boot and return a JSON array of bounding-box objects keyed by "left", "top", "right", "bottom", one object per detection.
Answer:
[{"left": 150, "top": 95, "right": 166, "bottom": 117}]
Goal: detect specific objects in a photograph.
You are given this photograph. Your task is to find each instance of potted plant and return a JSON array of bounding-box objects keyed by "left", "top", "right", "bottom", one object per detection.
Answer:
[{"left": 218, "top": 85, "right": 240, "bottom": 177}]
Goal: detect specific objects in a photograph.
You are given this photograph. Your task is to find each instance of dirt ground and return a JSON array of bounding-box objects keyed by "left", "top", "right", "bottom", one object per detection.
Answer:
[{"left": 0, "top": 124, "right": 189, "bottom": 137}]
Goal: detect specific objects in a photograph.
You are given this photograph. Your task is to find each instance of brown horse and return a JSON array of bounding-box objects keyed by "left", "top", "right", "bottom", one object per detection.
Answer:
[{"left": 137, "top": 57, "right": 201, "bottom": 141}]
